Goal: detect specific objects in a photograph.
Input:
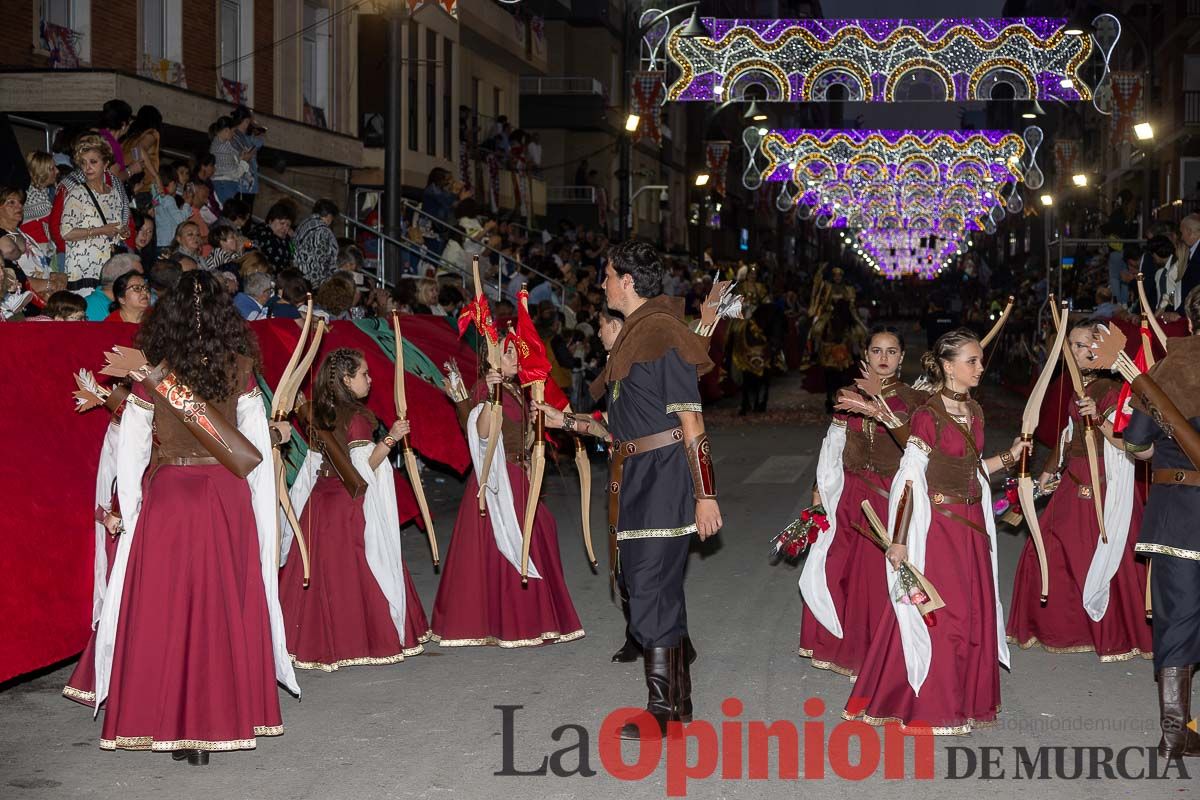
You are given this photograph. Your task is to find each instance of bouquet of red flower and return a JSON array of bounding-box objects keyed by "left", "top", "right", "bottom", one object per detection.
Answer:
[
  {"left": 892, "top": 562, "right": 942, "bottom": 628},
  {"left": 994, "top": 474, "right": 1056, "bottom": 525},
  {"left": 769, "top": 505, "right": 829, "bottom": 564}
]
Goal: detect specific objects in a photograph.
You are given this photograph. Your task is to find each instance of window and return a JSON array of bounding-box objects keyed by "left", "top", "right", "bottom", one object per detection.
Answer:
[
  {"left": 303, "top": 0, "right": 331, "bottom": 126},
  {"left": 43, "top": 0, "right": 73, "bottom": 27},
  {"left": 143, "top": 0, "right": 166, "bottom": 61},
  {"left": 408, "top": 22, "right": 418, "bottom": 151},
  {"left": 40, "top": 0, "right": 91, "bottom": 65},
  {"left": 218, "top": 0, "right": 253, "bottom": 104},
  {"left": 426, "top": 30, "right": 437, "bottom": 156},
  {"left": 443, "top": 40, "right": 453, "bottom": 158},
  {"left": 220, "top": 0, "right": 240, "bottom": 82}
]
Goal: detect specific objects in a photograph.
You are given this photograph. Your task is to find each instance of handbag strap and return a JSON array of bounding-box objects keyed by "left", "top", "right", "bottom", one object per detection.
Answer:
[{"left": 82, "top": 183, "right": 109, "bottom": 225}]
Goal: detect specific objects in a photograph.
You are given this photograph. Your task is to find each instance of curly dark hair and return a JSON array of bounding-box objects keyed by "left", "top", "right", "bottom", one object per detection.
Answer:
[
  {"left": 136, "top": 270, "right": 259, "bottom": 402},
  {"left": 312, "top": 348, "right": 368, "bottom": 431},
  {"left": 607, "top": 239, "right": 662, "bottom": 299}
]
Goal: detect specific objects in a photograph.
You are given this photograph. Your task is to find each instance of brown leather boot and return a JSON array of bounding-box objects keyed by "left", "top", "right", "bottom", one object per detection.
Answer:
[
  {"left": 619, "top": 645, "right": 678, "bottom": 740},
  {"left": 1157, "top": 666, "right": 1200, "bottom": 758},
  {"left": 676, "top": 642, "right": 693, "bottom": 723}
]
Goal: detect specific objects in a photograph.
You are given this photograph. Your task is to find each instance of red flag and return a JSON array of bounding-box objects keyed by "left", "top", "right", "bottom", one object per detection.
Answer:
[
  {"left": 506, "top": 289, "right": 552, "bottom": 385},
  {"left": 1113, "top": 326, "right": 1150, "bottom": 433},
  {"left": 457, "top": 294, "right": 499, "bottom": 344}
]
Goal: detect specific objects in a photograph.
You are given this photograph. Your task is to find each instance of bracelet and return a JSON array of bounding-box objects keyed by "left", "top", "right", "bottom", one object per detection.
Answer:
[
  {"left": 999, "top": 449, "right": 1015, "bottom": 472},
  {"left": 563, "top": 412, "right": 577, "bottom": 432},
  {"left": 383, "top": 435, "right": 398, "bottom": 448}
]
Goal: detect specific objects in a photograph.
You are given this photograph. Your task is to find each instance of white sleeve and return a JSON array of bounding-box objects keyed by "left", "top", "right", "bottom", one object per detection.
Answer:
[
  {"left": 92, "top": 396, "right": 154, "bottom": 710},
  {"left": 91, "top": 420, "right": 122, "bottom": 626},
  {"left": 467, "top": 404, "right": 539, "bottom": 579},
  {"left": 351, "top": 445, "right": 409, "bottom": 645},
  {"left": 798, "top": 420, "right": 847, "bottom": 637},
  {"left": 886, "top": 441, "right": 933, "bottom": 696},
  {"left": 237, "top": 392, "right": 300, "bottom": 697},
  {"left": 280, "top": 450, "right": 320, "bottom": 566},
  {"left": 1082, "top": 417, "right": 1136, "bottom": 622}
]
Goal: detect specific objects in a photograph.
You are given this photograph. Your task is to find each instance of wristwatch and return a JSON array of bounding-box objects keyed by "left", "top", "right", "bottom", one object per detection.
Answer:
[{"left": 384, "top": 435, "right": 398, "bottom": 448}]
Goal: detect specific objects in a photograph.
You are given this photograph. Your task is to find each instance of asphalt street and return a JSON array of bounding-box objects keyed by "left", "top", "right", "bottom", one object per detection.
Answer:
[{"left": 0, "top": 375, "right": 1191, "bottom": 800}]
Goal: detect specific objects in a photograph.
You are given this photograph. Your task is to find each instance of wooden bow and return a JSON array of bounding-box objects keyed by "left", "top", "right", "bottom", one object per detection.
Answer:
[
  {"left": 473, "top": 256, "right": 504, "bottom": 515},
  {"left": 519, "top": 385, "right": 546, "bottom": 585},
  {"left": 1016, "top": 298, "right": 1069, "bottom": 602},
  {"left": 391, "top": 311, "right": 439, "bottom": 566},
  {"left": 981, "top": 295, "right": 1015, "bottom": 348},
  {"left": 575, "top": 438, "right": 597, "bottom": 568},
  {"left": 271, "top": 297, "right": 324, "bottom": 587},
  {"left": 1049, "top": 302, "right": 1107, "bottom": 543},
  {"left": 1136, "top": 273, "right": 1169, "bottom": 351}
]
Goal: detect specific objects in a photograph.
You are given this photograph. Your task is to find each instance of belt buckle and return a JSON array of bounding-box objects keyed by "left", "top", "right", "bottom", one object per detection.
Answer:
[
  {"left": 1079, "top": 485, "right": 1093, "bottom": 499},
  {"left": 1175, "top": 471, "right": 1186, "bottom": 483},
  {"left": 624, "top": 442, "right": 637, "bottom": 456},
  {"left": 931, "top": 492, "right": 945, "bottom": 505}
]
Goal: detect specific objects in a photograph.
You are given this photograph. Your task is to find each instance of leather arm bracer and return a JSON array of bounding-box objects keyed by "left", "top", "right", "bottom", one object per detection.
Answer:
[{"left": 686, "top": 432, "right": 717, "bottom": 499}]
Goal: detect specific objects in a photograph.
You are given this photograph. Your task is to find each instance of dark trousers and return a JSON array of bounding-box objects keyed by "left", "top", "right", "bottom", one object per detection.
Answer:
[
  {"left": 618, "top": 535, "right": 690, "bottom": 649},
  {"left": 1150, "top": 554, "right": 1200, "bottom": 671}
]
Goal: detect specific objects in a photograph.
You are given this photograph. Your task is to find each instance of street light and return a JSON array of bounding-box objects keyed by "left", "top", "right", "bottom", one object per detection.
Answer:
[
  {"left": 1134, "top": 122, "right": 1155, "bottom": 141},
  {"left": 743, "top": 99, "right": 767, "bottom": 122},
  {"left": 1020, "top": 100, "right": 1046, "bottom": 120},
  {"left": 695, "top": 173, "right": 710, "bottom": 187},
  {"left": 1072, "top": 173, "right": 1088, "bottom": 187},
  {"left": 1040, "top": 194, "right": 1054, "bottom": 206},
  {"left": 678, "top": 6, "right": 710, "bottom": 38},
  {"left": 625, "top": 113, "right": 641, "bottom": 132}
]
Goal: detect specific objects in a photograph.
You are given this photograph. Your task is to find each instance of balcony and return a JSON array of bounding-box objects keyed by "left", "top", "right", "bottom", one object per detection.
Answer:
[
  {"left": 547, "top": 185, "right": 597, "bottom": 204},
  {"left": 1188, "top": 91, "right": 1200, "bottom": 126},
  {"left": 458, "top": 0, "right": 548, "bottom": 75},
  {"left": 519, "top": 76, "right": 611, "bottom": 131}
]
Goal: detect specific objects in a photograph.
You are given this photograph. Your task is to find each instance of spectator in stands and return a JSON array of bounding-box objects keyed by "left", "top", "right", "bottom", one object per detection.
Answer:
[
  {"left": 254, "top": 201, "right": 295, "bottom": 271},
  {"left": 314, "top": 271, "right": 357, "bottom": 320},
  {"left": 146, "top": 162, "right": 192, "bottom": 253},
  {"left": 234, "top": 272, "right": 274, "bottom": 320},
  {"left": 171, "top": 221, "right": 205, "bottom": 265},
  {"left": 1093, "top": 286, "right": 1122, "bottom": 319},
  {"left": 436, "top": 284, "right": 463, "bottom": 318},
  {"left": 105, "top": 270, "right": 150, "bottom": 323},
  {"left": 148, "top": 258, "right": 182, "bottom": 298},
  {"left": 217, "top": 196, "right": 252, "bottom": 237},
  {"left": 238, "top": 250, "right": 272, "bottom": 280},
  {"left": 21, "top": 152, "right": 58, "bottom": 255},
  {"left": 41, "top": 290, "right": 87, "bottom": 321},
  {"left": 441, "top": 228, "right": 470, "bottom": 275},
  {"left": 120, "top": 105, "right": 163, "bottom": 195},
  {"left": 97, "top": 99, "right": 135, "bottom": 183},
  {"left": 189, "top": 181, "right": 217, "bottom": 233},
  {"left": 230, "top": 106, "right": 265, "bottom": 213},
  {"left": 206, "top": 224, "right": 241, "bottom": 272},
  {"left": 267, "top": 269, "right": 308, "bottom": 319},
  {"left": 83, "top": 253, "right": 142, "bottom": 320},
  {"left": 127, "top": 209, "right": 156, "bottom": 267},
  {"left": 176, "top": 254, "right": 200, "bottom": 272},
  {"left": 209, "top": 116, "right": 248, "bottom": 204},
  {"left": 60, "top": 135, "right": 126, "bottom": 288},
  {"left": 216, "top": 270, "right": 240, "bottom": 296},
  {"left": 191, "top": 153, "right": 222, "bottom": 220},
  {"left": 294, "top": 199, "right": 340, "bottom": 285},
  {"left": 526, "top": 133, "right": 542, "bottom": 174}
]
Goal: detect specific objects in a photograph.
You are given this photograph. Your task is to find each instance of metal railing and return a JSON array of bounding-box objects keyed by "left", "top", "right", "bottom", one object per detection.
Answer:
[
  {"left": 8, "top": 114, "right": 58, "bottom": 151},
  {"left": 519, "top": 76, "right": 605, "bottom": 96},
  {"left": 1186, "top": 91, "right": 1200, "bottom": 126},
  {"left": 547, "top": 185, "right": 597, "bottom": 204},
  {"left": 400, "top": 196, "right": 568, "bottom": 303}
]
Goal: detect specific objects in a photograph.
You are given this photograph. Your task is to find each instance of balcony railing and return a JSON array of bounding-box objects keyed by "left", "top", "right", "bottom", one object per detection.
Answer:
[
  {"left": 520, "top": 76, "right": 605, "bottom": 96},
  {"left": 1187, "top": 91, "right": 1200, "bottom": 126},
  {"left": 548, "top": 185, "right": 597, "bottom": 204}
]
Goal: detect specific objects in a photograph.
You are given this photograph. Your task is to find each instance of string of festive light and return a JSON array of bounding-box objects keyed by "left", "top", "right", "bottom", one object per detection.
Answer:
[
  {"left": 667, "top": 16, "right": 1104, "bottom": 103},
  {"left": 842, "top": 228, "right": 967, "bottom": 279}
]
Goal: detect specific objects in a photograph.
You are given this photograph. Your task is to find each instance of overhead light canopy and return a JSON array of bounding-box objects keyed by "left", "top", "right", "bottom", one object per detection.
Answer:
[{"left": 625, "top": 113, "right": 641, "bottom": 132}]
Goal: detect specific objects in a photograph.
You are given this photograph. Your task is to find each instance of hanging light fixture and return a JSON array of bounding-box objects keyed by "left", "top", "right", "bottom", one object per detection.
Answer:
[
  {"left": 679, "top": 7, "right": 710, "bottom": 38},
  {"left": 743, "top": 100, "right": 768, "bottom": 122}
]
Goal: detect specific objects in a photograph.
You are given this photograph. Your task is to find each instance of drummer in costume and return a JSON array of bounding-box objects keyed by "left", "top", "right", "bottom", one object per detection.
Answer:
[
  {"left": 1007, "top": 318, "right": 1152, "bottom": 662},
  {"left": 66, "top": 271, "right": 298, "bottom": 764},
  {"left": 799, "top": 326, "right": 928, "bottom": 677},
  {"left": 429, "top": 295, "right": 583, "bottom": 648},
  {"left": 542, "top": 240, "right": 722, "bottom": 740},
  {"left": 278, "top": 348, "right": 431, "bottom": 670},
  {"left": 846, "top": 328, "right": 1026, "bottom": 734},
  {"left": 1121, "top": 286, "right": 1200, "bottom": 758}
]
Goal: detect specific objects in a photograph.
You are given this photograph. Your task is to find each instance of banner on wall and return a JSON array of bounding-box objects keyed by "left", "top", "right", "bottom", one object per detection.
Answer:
[
  {"left": 1053, "top": 139, "right": 1079, "bottom": 191},
  {"left": 705, "top": 141, "right": 731, "bottom": 196},
  {"left": 630, "top": 72, "right": 666, "bottom": 145},
  {"left": 1109, "top": 71, "right": 1145, "bottom": 147}
]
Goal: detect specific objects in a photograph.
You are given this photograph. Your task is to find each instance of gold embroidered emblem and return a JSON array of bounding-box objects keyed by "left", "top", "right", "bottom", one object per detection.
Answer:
[{"left": 612, "top": 380, "right": 621, "bottom": 402}]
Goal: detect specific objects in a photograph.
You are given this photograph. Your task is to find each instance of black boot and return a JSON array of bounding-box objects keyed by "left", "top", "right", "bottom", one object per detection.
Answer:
[
  {"left": 1157, "top": 666, "right": 1200, "bottom": 758},
  {"left": 172, "top": 749, "right": 210, "bottom": 766},
  {"left": 611, "top": 634, "right": 641, "bottom": 663},
  {"left": 684, "top": 636, "right": 697, "bottom": 666},
  {"left": 676, "top": 643, "right": 693, "bottom": 724},
  {"left": 619, "top": 645, "right": 678, "bottom": 740}
]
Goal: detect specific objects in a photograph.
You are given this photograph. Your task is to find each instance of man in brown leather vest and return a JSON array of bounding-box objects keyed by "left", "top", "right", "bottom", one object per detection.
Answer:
[{"left": 590, "top": 240, "right": 723, "bottom": 741}]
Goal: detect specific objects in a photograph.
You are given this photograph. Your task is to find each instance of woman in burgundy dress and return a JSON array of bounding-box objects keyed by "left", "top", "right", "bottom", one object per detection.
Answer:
[
  {"left": 430, "top": 340, "right": 583, "bottom": 647},
  {"left": 1008, "top": 319, "right": 1152, "bottom": 661},
  {"left": 70, "top": 271, "right": 298, "bottom": 764},
  {"left": 846, "top": 329, "right": 1023, "bottom": 735},
  {"left": 799, "top": 326, "right": 928, "bottom": 677},
  {"left": 279, "top": 348, "right": 431, "bottom": 669}
]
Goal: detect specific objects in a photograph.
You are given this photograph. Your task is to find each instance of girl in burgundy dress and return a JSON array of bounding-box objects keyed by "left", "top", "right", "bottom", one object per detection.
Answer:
[
  {"left": 430, "top": 339, "right": 583, "bottom": 647},
  {"left": 279, "top": 348, "right": 431, "bottom": 669},
  {"left": 70, "top": 271, "right": 297, "bottom": 765},
  {"left": 846, "top": 328, "right": 1024, "bottom": 735},
  {"left": 1007, "top": 319, "right": 1152, "bottom": 661},
  {"left": 799, "top": 326, "right": 928, "bottom": 677}
]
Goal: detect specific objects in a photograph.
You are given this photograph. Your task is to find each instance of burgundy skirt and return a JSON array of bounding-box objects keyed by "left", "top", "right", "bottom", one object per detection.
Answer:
[
  {"left": 62, "top": 531, "right": 120, "bottom": 706},
  {"left": 98, "top": 465, "right": 283, "bottom": 752},
  {"left": 430, "top": 462, "right": 584, "bottom": 647},
  {"left": 280, "top": 475, "right": 431, "bottom": 670},
  {"left": 845, "top": 502, "right": 1001, "bottom": 735},
  {"left": 1006, "top": 457, "right": 1152, "bottom": 661},
  {"left": 798, "top": 470, "right": 892, "bottom": 677}
]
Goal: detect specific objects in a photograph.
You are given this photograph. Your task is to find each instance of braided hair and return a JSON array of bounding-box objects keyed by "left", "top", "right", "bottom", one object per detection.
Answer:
[
  {"left": 919, "top": 327, "right": 980, "bottom": 391},
  {"left": 312, "top": 348, "right": 368, "bottom": 431}
]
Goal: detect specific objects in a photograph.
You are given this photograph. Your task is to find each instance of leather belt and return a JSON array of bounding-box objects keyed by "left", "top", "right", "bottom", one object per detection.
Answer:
[
  {"left": 607, "top": 427, "right": 685, "bottom": 566},
  {"left": 1152, "top": 469, "right": 1200, "bottom": 487},
  {"left": 156, "top": 455, "right": 221, "bottom": 467},
  {"left": 928, "top": 490, "right": 981, "bottom": 506}
]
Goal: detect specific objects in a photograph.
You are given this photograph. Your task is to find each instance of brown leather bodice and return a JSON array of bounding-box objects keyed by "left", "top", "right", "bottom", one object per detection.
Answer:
[
  {"left": 919, "top": 396, "right": 985, "bottom": 502},
  {"left": 840, "top": 380, "right": 928, "bottom": 475},
  {"left": 151, "top": 356, "right": 255, "bottom": 460},
  {"left": 456, "top": 380, "right": 530, "bottom": 464}
]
